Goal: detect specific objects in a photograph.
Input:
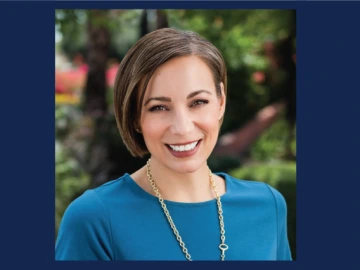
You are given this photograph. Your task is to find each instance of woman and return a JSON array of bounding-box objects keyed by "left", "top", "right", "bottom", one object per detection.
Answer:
[{"left": 55, "top": 28, "right": 292, "bottom": 261}]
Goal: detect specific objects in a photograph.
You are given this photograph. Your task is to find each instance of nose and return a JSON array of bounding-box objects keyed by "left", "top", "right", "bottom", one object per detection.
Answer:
[{"left": 169, "top": 109, "right": 194, "bottom": 136}]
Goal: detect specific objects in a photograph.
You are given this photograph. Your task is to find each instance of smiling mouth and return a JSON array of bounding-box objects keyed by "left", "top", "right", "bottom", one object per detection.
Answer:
[{"left": 165, "top": 140, "right": 201, "bottom": 152}]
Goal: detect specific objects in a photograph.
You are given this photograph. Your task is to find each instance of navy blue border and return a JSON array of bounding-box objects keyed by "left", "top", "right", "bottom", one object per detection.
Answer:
[{"left": 1, "top": 0, "right": 360, "bottom": 269}]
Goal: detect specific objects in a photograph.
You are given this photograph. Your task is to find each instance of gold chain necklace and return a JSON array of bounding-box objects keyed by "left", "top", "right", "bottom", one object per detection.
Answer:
[{"left": 146, "top": 159, "right": 229, "bottom": 261}]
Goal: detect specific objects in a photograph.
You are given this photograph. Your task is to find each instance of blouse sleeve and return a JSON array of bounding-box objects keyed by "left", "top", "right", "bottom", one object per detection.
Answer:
[
  {"left": 55, "top": 190, "right": 114, "bottom": 260},
  {"left": 266, "top": 184, "right": 293, "bottom": 260}
]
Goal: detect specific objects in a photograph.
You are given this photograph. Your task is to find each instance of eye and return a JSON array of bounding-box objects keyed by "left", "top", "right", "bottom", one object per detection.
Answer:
[
  {"left": 149, "top": 105, "right": 168, "bottom": 112},
  {"left": 191, "top": 99, "right": 209, "bottom": 107}
]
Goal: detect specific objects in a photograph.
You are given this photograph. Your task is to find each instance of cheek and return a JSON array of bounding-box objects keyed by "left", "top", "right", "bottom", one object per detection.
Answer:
[
  {"left": 141, "top": 116, "right": 165, "bottom": 146},
  {"left": 196, "top": 109, "right": 220, "bottom": 134}
]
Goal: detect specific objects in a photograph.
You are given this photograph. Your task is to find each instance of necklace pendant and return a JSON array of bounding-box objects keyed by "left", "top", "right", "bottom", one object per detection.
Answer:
[{"left": 219, "top": 243, "right": 228, "bottom": 259}]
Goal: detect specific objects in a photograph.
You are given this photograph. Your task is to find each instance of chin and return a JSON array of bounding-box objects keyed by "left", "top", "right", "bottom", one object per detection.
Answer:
[{"left": 165, "top": 158, "right": 206, "bottom": 174}]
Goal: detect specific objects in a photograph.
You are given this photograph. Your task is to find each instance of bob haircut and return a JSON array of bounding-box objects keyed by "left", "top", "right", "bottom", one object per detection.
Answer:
[{"left": 114, "top": 28, "right": 227, "bottom": 158}]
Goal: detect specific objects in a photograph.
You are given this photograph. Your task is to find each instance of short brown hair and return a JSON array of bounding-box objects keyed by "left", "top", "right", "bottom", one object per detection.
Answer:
[{"left": 113, "top": 28, "right": 227, "bottom": 157}]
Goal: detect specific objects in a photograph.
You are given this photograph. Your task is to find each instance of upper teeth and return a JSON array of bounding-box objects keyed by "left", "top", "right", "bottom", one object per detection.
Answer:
[{"left": 169, "top": 141, "right": 198, "bottom": 152}]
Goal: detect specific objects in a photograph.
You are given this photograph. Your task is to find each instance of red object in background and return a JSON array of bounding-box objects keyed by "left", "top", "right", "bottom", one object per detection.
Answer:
[
  {"left": 55, "top": 63, "right": 119, "bottom": 94},
  {"left": 55, "top": 82, "right": 66, "bottom": 94},
  {"left": 252, "top": 71, "right": 265, "bottom": 84},
  {"left": 78, "top": 64, "right": 88, "bottom": 73},
  {"left": 106, "top": 64, "right": 120, "bottom": 87},
  {"left": 55, "top": 68, "right": 86, "bottom": 94}
]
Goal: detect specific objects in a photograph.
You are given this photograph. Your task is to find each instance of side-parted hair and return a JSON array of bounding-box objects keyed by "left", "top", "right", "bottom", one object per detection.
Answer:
[{"left": 113, "top": 28, "right": 227, "bottom": 157}]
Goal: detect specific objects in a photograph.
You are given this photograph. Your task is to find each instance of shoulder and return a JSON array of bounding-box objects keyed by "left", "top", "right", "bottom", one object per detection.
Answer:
[
  {"left": 264, "top": 183, "right": 288, "bottom": 214},
  {"left": 59, "top": 174, "right": 130, "bottom": 228},
  {"left": 219, "top": 172, "right": 272, "bottom": 195},
  {"left": 59, "top": 189, "right": 106, "bottom": 231},
  {"left": 219, "top": 172, "right": 287, "bottom": 212}
]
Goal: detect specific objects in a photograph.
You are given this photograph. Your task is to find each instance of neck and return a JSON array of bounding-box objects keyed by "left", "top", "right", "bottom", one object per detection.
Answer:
[{"left": 144, "top": 157, "right": 216, "bottom": 203}]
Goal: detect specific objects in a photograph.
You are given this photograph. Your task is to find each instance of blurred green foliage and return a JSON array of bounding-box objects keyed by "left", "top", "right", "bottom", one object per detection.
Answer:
[
  {"left": 55, "top": 141, "right": 90, "bottom": 236},
  {"left": 208, "top": 155, "right": 243, "bottom": 175},
  {"left": 56, "top": 9, "right": 143, "bottom": 60},
  {"left": 251, "top": 115, "right": 296, "bottom": 162},
  {"left": 55, "top": 105, "right": 90, "bottom": 235},
  {"left": 55, "top": 104, "right": 81, "bottom": 140},
  {"left": 56, "top": 10, "right": 88, "bottom": 59}
]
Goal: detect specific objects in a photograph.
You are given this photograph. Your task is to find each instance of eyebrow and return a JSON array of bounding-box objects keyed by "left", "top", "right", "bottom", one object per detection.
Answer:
[{"left": 144, "top": 90, "right": 212, "bottom": 106}]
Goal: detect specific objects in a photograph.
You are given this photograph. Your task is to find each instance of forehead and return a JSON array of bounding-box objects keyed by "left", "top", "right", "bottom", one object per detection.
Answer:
[{"left": 144, "top": 56, "right": 215, "bottom": 97}]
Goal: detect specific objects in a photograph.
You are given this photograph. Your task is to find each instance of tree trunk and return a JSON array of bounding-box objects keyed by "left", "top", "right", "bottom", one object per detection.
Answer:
[
  {"left": 83, "top": 10, "right": 112, "bottom": 187},
  {"left": 156, "top": 10, "right": 169, "bottom": 29},
  {"left": 84, "top": 10, "right": 110, "bottom": 116},
  {"left": 140, "top": 9, "right": 148, "bottom": 38},
  {"left": 82, "top": 10, "right": 148, "bottom": 188}
]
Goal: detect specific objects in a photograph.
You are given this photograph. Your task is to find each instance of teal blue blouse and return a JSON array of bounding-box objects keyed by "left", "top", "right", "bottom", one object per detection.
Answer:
[{"left": 55, "top": 172, "right": 292, "bottom": 261}]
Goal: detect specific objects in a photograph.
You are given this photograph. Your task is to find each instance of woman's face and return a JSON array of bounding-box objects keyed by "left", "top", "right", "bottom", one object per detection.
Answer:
[{"left": 140, "top": 55, "right": 226, "bottom": 173}]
